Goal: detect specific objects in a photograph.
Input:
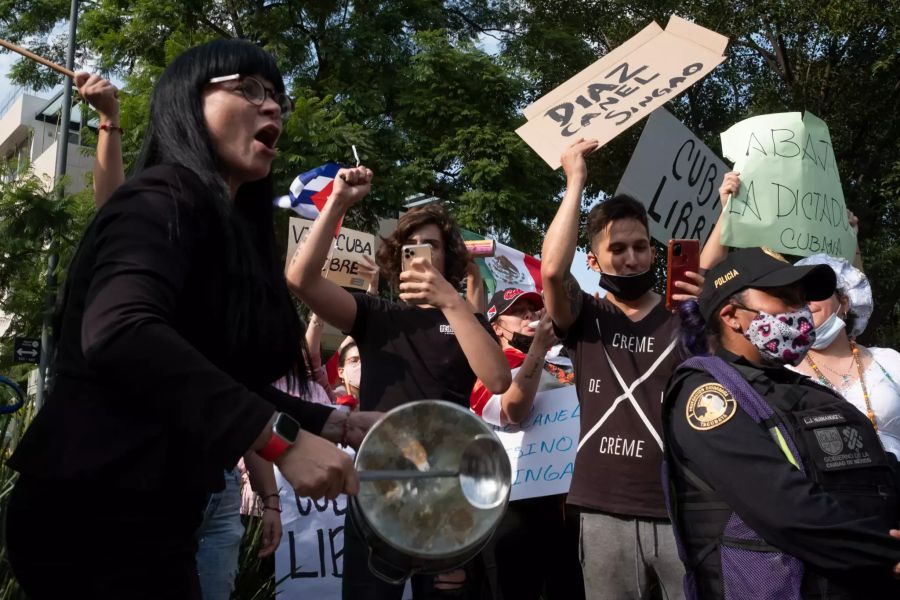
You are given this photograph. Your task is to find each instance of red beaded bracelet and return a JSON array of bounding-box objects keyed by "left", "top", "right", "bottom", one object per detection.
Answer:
[{"left": 99, "top": 123, "right": 124, "bottom": 134}]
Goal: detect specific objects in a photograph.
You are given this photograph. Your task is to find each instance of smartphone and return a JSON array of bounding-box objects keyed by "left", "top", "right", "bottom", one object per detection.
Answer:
[
  {"left": 666, "top": 239, "right": 700, "bottom": 312},
  {"left": 401, "top": 243, "right": 432, "bottom": 272}
]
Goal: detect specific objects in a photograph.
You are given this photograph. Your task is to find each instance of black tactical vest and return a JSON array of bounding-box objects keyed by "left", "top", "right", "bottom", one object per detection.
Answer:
[{"left": 663, "top": 358, "right": 900, "bottom": 600}]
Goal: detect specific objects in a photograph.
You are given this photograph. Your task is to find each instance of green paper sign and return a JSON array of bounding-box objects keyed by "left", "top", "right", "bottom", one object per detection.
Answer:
[{"left": 719, "top": 111, "right": 856, "bottom": 260}]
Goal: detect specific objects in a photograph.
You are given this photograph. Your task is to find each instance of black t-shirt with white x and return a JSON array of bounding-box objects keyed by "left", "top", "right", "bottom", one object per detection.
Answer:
[{"left": 561, "top": 292, "right": 680, "bottom": 518}]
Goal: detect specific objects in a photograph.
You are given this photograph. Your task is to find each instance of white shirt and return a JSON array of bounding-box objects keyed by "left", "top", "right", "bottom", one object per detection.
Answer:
[{"left": 791, "top": 347, "right": 900, "bottom": 458}]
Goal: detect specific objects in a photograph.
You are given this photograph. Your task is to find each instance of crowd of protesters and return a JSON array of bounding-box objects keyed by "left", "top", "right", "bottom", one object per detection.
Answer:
[{"left": 4, "top": 37, "right": 900, "bottom": 600}]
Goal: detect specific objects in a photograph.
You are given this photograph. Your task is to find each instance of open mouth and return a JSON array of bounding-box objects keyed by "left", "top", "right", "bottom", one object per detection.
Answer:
[{"left": 254, "top": 124, "right": 280, "bottom": 150}]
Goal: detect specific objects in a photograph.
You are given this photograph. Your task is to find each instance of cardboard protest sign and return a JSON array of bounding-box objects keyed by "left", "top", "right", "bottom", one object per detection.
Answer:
[
  {"left": 719, "top": 112, "right": 856, "bottom": 260},
  {"left": 516, "top": 15, "right": 728, "bottom": 169},
  {"left": 286, "top": 217, "right": 376, "bottom": 291},
  {"left": 616, "top": 108, "right": 726, "bottom": 246},
  {"left": 492, "top": 358, "right": 579, "bottom": 501}
]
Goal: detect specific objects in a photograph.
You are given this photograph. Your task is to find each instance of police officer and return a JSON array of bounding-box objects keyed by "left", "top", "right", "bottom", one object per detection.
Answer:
[{"left": 663, "top": 248, "right": 900, "bottom": 599}]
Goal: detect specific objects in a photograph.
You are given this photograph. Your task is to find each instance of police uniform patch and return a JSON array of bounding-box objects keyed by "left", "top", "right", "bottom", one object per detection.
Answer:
[{"left": 686, "top": 383, "right": 736, "bottom": 431}]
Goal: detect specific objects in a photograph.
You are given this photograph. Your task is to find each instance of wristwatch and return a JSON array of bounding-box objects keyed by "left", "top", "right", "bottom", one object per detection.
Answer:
[{"left": 259, "top": 412, "right": 301, "bottom": 462}]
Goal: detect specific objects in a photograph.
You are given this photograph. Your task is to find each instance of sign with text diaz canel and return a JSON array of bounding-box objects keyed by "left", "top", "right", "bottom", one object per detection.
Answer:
[
  {"left": 719, "top": 111, "right": 856, "bottom": 260},
  {"left": 285, "top": 217, "right": 375, "bottom": 291},
  {"left": 516, "top": 15, "right": 728, "bottom": 169},
  {"left": 616, "top": 108, "right": 727, "bottom": 247}
]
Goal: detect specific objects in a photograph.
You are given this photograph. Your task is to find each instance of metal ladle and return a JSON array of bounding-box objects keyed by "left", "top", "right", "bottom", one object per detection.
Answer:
[{"left": 358, "top": 435, "right": 511, "bottom": 510}]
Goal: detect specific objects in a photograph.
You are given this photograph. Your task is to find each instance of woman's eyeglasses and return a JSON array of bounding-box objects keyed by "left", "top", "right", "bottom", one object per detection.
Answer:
[{"left": 208, "top": 74, "right": 294, "bottom": 118}]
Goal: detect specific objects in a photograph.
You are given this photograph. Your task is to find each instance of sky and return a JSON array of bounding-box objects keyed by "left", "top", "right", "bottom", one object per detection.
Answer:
[{"left": 0, "top": 51, "right": 20, "bottom": 109}]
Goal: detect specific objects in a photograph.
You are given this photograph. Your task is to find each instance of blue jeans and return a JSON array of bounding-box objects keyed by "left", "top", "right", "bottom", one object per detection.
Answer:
[{"left": 196, "top": 467, "right": 245, "bottom": 600}]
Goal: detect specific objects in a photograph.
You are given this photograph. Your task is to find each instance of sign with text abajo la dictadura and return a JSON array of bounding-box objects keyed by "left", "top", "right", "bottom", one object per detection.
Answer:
[
  {"left": 285, "top": 217, "right": 376, "bottom": 291},
  {"left": 616, "top": 108, "right": 726, "bottom": 247},
  {"left": 719, "top": 111, "right": 857, "bottom": 260},
  {"left": 516, "top": 15, "right": 728, "bottom": 169}
]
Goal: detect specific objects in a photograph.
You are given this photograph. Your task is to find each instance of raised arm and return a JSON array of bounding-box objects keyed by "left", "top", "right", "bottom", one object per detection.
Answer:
[
  {"left": 304, "top": 312, "right": 333, "bottom": 395},
  {"left": 500, "top": 313, "right": 556, "bottom": 424},
  {"left": 75, "top": 72, "right": 125, "bottom": 208},
  {"left": 848, "top": 210, "right": 864, "bottom": 272},
  {"left": 285, "top": 166, "right": 373, "bottom": 333},
  {"left": 541, "top": 139, "right": 598, "bottom": 333},
  {"left": 700, "top": 171, "right": 739, "bottom": 270}
]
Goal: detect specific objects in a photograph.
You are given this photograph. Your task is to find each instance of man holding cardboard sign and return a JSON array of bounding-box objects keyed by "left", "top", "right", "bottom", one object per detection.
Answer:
[{"left": 542, "top": 139, "right": 703, "bottom": 599}]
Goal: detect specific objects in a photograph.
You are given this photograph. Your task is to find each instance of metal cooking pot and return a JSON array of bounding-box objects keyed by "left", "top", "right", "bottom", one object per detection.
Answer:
[{"left": 349, "top": 400, "right": 511, "bottom": 584}]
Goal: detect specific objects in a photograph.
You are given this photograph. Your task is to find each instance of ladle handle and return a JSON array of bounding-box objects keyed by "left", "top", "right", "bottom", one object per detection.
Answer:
[{"left": 358, "top": 469, "right": 458, "bottom": 481}]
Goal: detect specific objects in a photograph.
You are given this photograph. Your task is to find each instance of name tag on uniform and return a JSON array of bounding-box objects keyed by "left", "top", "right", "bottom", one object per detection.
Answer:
[{"left": 800, "top": 413, "right": 845, "bottom": 427}]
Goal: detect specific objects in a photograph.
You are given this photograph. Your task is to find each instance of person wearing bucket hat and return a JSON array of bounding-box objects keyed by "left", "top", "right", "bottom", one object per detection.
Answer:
[
  {"left": 789, "top": 254, "right": 900, "bottom": 458},
  {"left": 471, "top": 287, "right": 584, "bottom": 600},
  {"left": 662, "top": 248, "right": 900, "bottom": 599}
]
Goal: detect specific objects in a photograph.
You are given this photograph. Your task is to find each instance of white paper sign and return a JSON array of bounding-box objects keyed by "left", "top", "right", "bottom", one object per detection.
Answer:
[
  {"left": 616, "top": 108, "right": 727, "bottom": 246},
  {"left": 492, "top": 365, "right": 580, "bottom": 501},
  {"left": 275, "top": 459, "right": 413, "bottom": 598}
]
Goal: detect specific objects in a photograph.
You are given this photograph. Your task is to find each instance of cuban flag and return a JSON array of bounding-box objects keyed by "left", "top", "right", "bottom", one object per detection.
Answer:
[{"left": 274, "top": 162, "right": 343, "bottom": 234}]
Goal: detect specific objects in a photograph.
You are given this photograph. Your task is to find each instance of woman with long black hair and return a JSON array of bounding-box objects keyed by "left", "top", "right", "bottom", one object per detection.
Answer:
[{"left": 5, "top": 39, "right": 368, "bottom": 598}]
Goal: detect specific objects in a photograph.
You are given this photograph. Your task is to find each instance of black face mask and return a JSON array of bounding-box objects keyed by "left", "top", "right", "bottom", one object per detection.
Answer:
[
  {"left": 509, "top": 332, "right": 534, "bottom": 354},
  {"left": 496, "top": 322, "right": 535, "bottom": 354},
  {"left": 598, "top": 269, "right": 656, "bottom": 301}
]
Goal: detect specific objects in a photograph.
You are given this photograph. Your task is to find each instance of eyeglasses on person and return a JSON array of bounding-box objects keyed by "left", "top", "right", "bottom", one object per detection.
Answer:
[{"left": 208, "top": 74, "right": 294, "bottom": 118}]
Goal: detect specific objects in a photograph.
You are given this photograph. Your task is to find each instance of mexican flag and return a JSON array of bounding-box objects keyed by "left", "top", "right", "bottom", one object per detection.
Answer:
[{"left": 461, "top": 230, "right": 542, "bottom": 298}]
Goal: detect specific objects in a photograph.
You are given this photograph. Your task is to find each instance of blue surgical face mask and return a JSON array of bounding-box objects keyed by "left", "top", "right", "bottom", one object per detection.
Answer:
[{"left": 811, "top": 312, "right": 846, "bottom": 350}]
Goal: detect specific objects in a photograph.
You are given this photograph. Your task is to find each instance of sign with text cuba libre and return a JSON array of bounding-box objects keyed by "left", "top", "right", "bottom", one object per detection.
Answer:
[{"left": 285, "top": 217, "right": 376, "bottom": 291}]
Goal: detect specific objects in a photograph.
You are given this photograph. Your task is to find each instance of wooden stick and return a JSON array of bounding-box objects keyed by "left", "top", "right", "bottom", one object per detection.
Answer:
[{"left": 0, "top": 38, "right": 75, "bottom": 79}]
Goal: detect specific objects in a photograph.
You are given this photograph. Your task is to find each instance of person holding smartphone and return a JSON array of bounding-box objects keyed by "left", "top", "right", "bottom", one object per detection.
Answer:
[
  {"left": 541, "top": 139, "right": 704, "bottom": 600},
  {"left": 286, "top": 195, "right": 510, "bottom": 599}
]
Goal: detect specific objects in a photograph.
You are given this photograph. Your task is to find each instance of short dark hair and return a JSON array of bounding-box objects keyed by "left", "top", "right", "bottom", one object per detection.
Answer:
[
  {"left": 586, "top": 194, "right": 650, "bottom": 245},
  {"left": 376, "top": 204, "right": 468, "bottom": 286},
  {"left": 677, "top": 291, "right": 747, "bottom": 357}
]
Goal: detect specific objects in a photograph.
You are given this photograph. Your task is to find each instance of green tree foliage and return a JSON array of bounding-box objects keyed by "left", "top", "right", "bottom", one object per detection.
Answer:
[
  {"left": 506, "top": 0, "right": 900, "bottom": 344},
  {"left": 0, "top": 160, "right": 94, "bottom": 378},
  {"left": 1, "top": 0, "right": 898, "bottom": 337}
]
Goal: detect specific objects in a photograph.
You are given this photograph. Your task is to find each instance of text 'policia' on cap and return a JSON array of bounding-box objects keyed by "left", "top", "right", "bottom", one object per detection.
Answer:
[{"left": 697, "top": 247, "right": 836, "bottom": 322}]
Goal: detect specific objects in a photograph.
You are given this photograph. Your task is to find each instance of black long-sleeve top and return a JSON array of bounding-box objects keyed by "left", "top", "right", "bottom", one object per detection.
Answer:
[
  {"left": 665, "top": 348, "right": 900, "bottom": 595},
  {"left": 10, "top": 165, "right": 333, "bottom": 493}
]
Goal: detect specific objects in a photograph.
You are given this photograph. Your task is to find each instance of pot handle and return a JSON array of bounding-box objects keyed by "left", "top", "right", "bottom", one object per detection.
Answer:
[{"left": 367, "top": 546, "right": 416, "bottom": 586}]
